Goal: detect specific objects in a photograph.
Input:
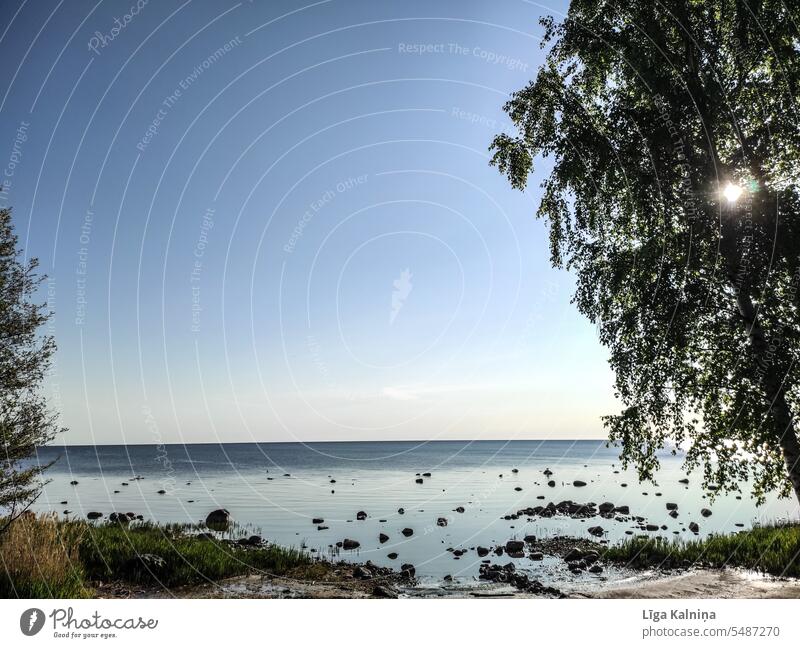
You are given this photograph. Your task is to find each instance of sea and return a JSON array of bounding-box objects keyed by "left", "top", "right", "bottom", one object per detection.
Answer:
[{"left": 29, "top": 440, "right": 799, "bottom": 592}]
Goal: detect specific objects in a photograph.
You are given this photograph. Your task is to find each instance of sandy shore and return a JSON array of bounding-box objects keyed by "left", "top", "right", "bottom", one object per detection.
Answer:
[{"left": 578, "top": 569, "right": 800, "bottom": 599}]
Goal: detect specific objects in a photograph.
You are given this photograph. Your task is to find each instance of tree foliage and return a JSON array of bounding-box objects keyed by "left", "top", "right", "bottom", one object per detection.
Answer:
[
  {"left": 491, "top": 0, "right": 800, "bottom": 504},
  {"left": 0, "top": 207, "right": 62, "bottom": 527}
]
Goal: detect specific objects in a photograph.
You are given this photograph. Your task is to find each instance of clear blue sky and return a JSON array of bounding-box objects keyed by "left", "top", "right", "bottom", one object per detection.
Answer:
[{"left": 0, "top": 0, "right": 615, "bottom": 445}]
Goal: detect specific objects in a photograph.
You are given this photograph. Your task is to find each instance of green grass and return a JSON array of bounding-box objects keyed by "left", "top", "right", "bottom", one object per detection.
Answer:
[
  {"left": 1, "top": 515, "right": 313, "bottom": 597},
  {"left": 603, "top": 523, "right": 800, "bottom": 577},
  {"left": 78, "top": 521, "right": 311, "bottom": 587}
]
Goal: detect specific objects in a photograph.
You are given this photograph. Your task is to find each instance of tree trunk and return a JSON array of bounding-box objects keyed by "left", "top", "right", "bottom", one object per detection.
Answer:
[{"left": 728, "top": 270, "right": 800, "bottom": 507}]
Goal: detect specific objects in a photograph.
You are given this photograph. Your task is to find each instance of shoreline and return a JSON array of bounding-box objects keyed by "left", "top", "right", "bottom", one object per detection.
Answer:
[{"left": 576, "top": 568, "right": 800, "bottom": 599}]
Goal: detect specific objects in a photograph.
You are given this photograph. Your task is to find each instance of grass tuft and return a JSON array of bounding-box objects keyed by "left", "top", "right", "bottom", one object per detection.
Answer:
[
  {"left": 0, "top": 513, "right": 90, "bottom": 598},
  {"left": 0, "top": 514, "right": 313, "bottom": 597},
  {"left": 603, "top": 522, "right": 800, "bottom": 578}
]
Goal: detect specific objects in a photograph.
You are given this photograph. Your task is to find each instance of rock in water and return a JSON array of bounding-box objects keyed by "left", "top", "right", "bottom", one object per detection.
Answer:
[
  {"left": 436, "top": 517, "right": 448, "bottom": 527},
  {"left": 205, "top": 509, "right": 231, "bottom": 531},
  {"left": 356, "top": 510, "right": 367, "bottom": 520},
  {"left": 701, "top": 508, "right": 712, "bottom": 517},
  {"left": 379, "top": 533, "right": 389, "bottom": 543},
  {"left": 666, "top": 502, "right": 678, "bottom": 510},
  {"left": 401, "top": 528, "right": 414, "bottom": 537},
  {"left": 587, "top": 526, "right": 604, "bottom": 537},
  {"left": 689, "top": 522, "right": 700, "bottom": 533},
  {"left": 87, "top": 511, "right": 103, "bottom": 520},
  {"left": 342, "top": 538, "right": 360, "bottom": 550},
  {"left": 573, "top": 480, "right": 587, "bottom": 487},
  {"left": 400, "top": 563, "right": 416, "bottom": 578}
]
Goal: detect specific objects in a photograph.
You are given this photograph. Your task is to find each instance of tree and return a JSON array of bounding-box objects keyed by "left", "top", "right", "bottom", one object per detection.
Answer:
[
  {"left": 0, "top": 207, "right": 63, "bottom": 531},
  {"left": 491, "top": 0, "right": 800, "bottom": 505}
]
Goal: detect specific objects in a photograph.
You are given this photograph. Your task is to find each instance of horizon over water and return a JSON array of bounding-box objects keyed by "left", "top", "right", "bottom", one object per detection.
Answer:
[{"left": 31, "top": 440, "right": 799, "bottom": 592}]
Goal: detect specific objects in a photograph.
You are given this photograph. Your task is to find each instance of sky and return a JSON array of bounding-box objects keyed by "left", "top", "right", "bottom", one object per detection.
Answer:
[{"left": 0, "top": 0, "right": 616, "bottom": 445}]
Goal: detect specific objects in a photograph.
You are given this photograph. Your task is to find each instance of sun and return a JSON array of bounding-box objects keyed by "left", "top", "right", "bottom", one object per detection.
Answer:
[{"left": 723, "top": 183, "right": 744, "bottom": 203}]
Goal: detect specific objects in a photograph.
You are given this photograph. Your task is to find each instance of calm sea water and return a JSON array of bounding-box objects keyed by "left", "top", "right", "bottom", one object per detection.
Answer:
[{"left": 29, "top": 441, "right": 799, "bottom": 590}]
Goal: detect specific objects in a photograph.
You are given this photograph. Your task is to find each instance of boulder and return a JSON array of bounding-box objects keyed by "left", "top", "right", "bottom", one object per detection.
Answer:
[
  {"left": 529, "top": 551, "right": 544, "bottom": 561},
  {"left": 342, "top": 538, "right": 360, "bottom": 550},
  {"left": 400, "top": 563, "right": 416, "bottom": 578},
  {"left": 312, "top": 517, "right": 324, "bottom": 524},
  {"left": 477, "top": 546, "right": 490, "bottom": 557},
  {"left": 505, "top": 540, "right": 525, "bottom": 553},
  {"left": 614, "top": 505, "right": 630, "bottom": 514},
  {"left": 387, "top": 552, "right": 398, "bottom": 559},
  {"left": 87, "top": 511, "right": 103, "bottom": 520},
  {"left": 701, "top": 508, "right": 712, "bottom": 517},
  {"left": 247, "top": 535, "right": 262, "bottom": 545},
  {"left": 523, "top": 534, "right": 536, "bottom": 544},
  {"left": 669, "top": 510, "right": 679, "bottom": 518},
  {"left": 564, "top": 548, "right": 585, "bottom": 562},
  {"left": 666, "top": 502, "right": 678, "bottom": 510},
  {"left": 356, "top": 510, "right": 367, "bottom": 520},
  {"left": 108, "top": 512, "right": 129, "bottom": 524},
  {"left": 573, "top": 480, "right": 587, "bottom": 487},
  {"left": 379, "top": 533, "right": 389, "bottom": 543},
  {"left": 689, "top": 522, "right": 700, "bottom": 533},
  {"left": 589, "top": 564, "right": 603, "bottom": 574},
  {"left": 353, "top": 565, "right": 372, "bottom": 580},
  {"left": 455, "top": 506, "right": 465, "bottom": 513},
  {"left": 598, "top": 502, "right": 615, "bottom": 513},
  {"left": 547, "top": 480, "right": 556, "bottom": 487},
  {"left": 587, "top": 525, "right": 604, "bottom": 537},
  {"left": 422, "top": 472, "right": 432, "bottom": 477},
  {"left": 401, "top": 528, "right": 414, "bottom": 537},
  {"left": 372, "top": 585, "right": 398, "bottom": 598},
  {"left": 645, "top": 524, "right": 659, "bottom": 531},
  {"left": 436, "top": 517, "right": 448, "bottom": 527},
  {"left": 205, "top": 509, "right": 231, "bottom": 531},
  {"left": 397, "top": 507, "right": 405, "bottom": 514},
  {"left": 415, "top": 478, "right": 424, "bottom": 484},
  {"left": 678, "top": 478, "right": 689, "bottom": 484}
]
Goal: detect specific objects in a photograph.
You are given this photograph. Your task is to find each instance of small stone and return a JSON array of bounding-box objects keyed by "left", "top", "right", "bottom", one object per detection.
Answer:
[
  {"left": 401, "top": 528, "right": 414, "bottom": 537},
  {"left": 573, "top": 480, "right": 587, "bottom": 487}
]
